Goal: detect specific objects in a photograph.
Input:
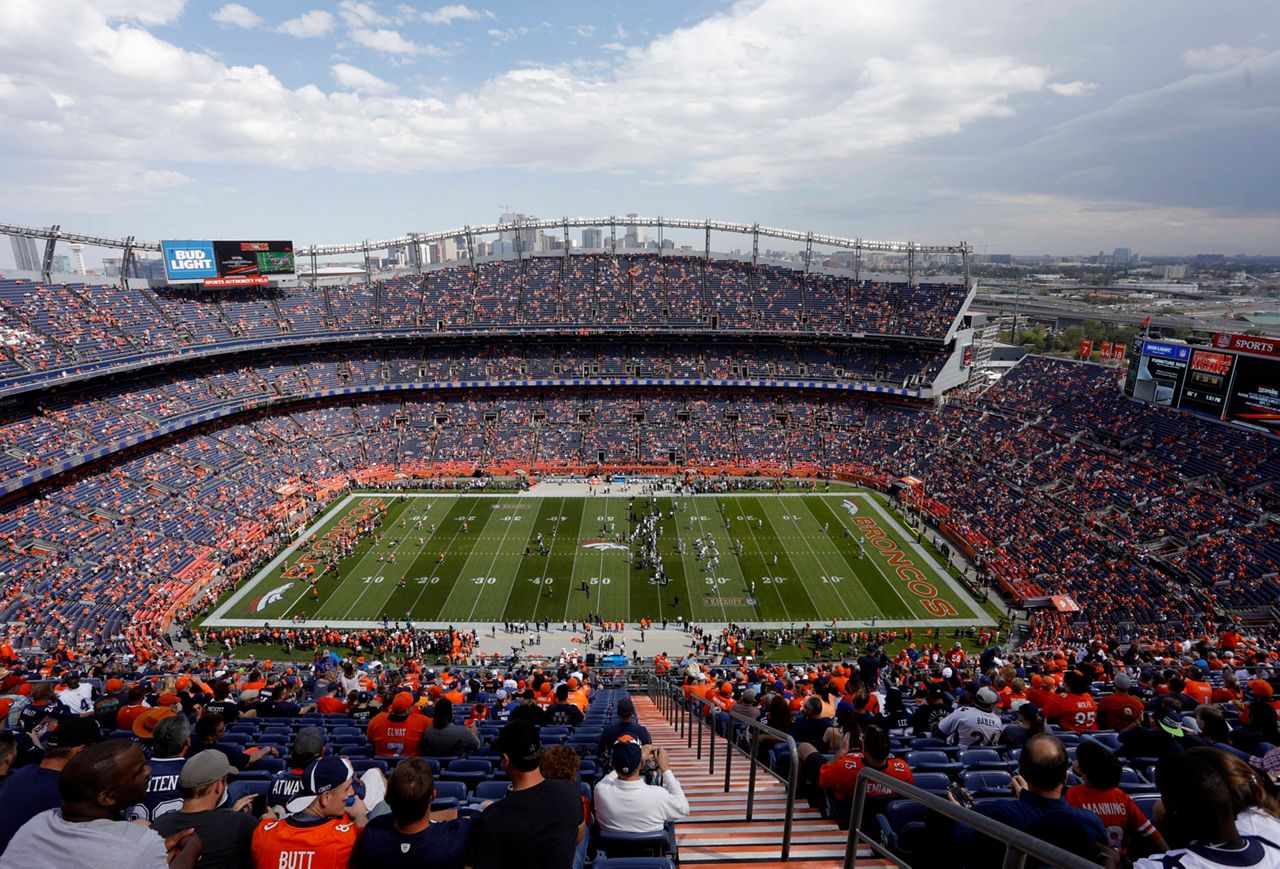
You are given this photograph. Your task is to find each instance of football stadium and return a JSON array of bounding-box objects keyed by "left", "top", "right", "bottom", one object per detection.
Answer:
[
  {"left": 1, "top": 2, "right": 1278, "bottom": 866},
  {"left": 0, "top": 214, "right": 1276, "bottom": 868}
]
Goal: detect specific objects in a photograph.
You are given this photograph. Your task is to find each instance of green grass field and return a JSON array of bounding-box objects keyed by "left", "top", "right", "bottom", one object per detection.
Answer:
[{"left": 202, "top": 488, "right": 988, "bottom": 629}]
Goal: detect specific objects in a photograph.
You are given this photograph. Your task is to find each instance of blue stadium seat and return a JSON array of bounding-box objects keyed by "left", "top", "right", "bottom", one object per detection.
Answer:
[
  {"left": 877, "top": 800, "right": 928, "bottom": 860},
  {"left": 432, "top": 780, "right": 468, "bottom": 809},
  {"left": 473, "top": 780, "right": 510, "bottom": 803},
  {"left": 961, "top": 770, "right": 1012, "bottom": 798},
  {"left": 441, "top": 758, "right": 492, "bottom": 790},
  {"left": 905, "top": 751, "right": 962, "bottom": 777},
  {"left": 959, "top": 749, "right": 1011, "bottom": 771}
]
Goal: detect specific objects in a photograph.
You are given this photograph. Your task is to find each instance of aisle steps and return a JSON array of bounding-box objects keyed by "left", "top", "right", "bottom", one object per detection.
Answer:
[{"left": 629, "top": 695, "right": 895, "bottom": 868}]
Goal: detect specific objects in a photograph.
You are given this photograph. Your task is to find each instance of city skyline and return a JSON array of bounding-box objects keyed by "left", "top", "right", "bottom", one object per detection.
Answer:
[{"left": 0, "top": 0, "right": 1277, "bottom": 267}]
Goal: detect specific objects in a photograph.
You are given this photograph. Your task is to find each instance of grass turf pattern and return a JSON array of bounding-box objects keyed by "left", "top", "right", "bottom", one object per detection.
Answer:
[{"left": 204, "top": 491, "right": 986, "bottom": 628}]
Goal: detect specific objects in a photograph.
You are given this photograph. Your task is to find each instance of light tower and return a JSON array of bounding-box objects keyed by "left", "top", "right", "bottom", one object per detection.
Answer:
[{"left": 70, "top": 242, "right": 86, "bottom": 275}]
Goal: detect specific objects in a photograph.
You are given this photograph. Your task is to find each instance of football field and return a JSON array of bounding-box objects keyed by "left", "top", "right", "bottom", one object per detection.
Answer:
[{"left": 203, "top": 488, "right": 989, "bottom": 629}]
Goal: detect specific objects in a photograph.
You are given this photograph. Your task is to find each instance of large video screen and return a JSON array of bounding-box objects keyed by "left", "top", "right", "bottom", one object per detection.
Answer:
[
  {"left": 1224, "top": 354, "right": 1280, "bottom": 433},
  {"left": 161, "top": 239, "right": 295, "bottom": 283},
  {"left": 1129, "top": 341, "right": 1189, "bottom": 407},
  {"left": 212, "top": 240, "right": 295, "bottom": 277},
  {"left": 1179, "top": 350, "right": 1236, "bottom": 419}
]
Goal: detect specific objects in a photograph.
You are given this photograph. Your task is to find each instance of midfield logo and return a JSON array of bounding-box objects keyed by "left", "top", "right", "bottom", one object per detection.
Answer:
[
  {"left": 249, "top": 582, "right": 292, "bottom": 613},
  {"left": 581, "top": 540, "right": 628, "bottom": 551}
]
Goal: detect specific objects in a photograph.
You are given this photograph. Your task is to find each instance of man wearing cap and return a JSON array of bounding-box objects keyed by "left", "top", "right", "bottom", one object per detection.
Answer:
[
  {"left": 56, "top": 672, "right": 95, "bottom": 718},
  {"left": 367, "top": 691, "right": 430, "bottom": 757},
  {"left": 127, "top": 715, "right": 192, "bottom": 822},
  {"left": 0, "top": 716, "right": 101, "bottom": 852},
  {"left": 594, "top": 736, "right": 688, "bottom": 853},
  {"left": 597, "top": 698, "right": 652, "bottom": 756},
  {"left": 251, "top": 756, "right": 369, "bottom": 869},
  {"left": 268, "top": 726, "right": 328, "bottom": 811},
  {"left": 934, "top": 687, "right": 1004, "bottom": 746},
  {"left": 153, "top": 750, "right": 258, "bottom": 869},
  {"left": 1098, "top": 673, "right": 1145, "bottom": 731},
  {"left": 1117, "top": 700, "right": 1187, "bottom": 764},
  {"left": 468, "top": 719, "right": 585, "bottom": 869}
]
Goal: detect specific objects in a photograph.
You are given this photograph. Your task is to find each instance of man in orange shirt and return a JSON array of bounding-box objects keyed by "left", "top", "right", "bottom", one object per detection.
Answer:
[
  {"left": 1041, "top": 671, "right": 1098, "bottom": 732},
  {"left": 251, "top": 756, "right": 368, "bottom": 869},
  {"left": 818, "top": 725, "right": 913, "bottom": 831},
  {"left": 314, "top": 684, "right": 348, "bottom": 715},
  {"left": 115, "top": 686, "right": 151, "bottom": 732},
  {"left": 1182, "top": 667, "right": 1213, "bottom": 706},
  {"left": 1097, "top": 673, "right": 1145, "bottom": 731},
  {"left": 367, "top": 692, "right": 429, "bottom": 757}
]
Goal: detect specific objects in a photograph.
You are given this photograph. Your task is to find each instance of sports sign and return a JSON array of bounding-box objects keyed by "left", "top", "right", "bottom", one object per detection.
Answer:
[
  {"left": 1212, "top": 332, "right": 1280, "bottom": 359},
  {"left": 160, "top": 238, "right": 295, "bottom": 285}
]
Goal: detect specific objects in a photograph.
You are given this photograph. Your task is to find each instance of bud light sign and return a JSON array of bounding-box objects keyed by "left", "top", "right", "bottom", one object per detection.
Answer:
[{"left": 161, "top": 240, "right": 218, "bottom": 281}]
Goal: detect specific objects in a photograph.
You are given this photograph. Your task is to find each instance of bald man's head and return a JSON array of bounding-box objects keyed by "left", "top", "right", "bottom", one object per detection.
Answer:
[
  {"left": 59, "top": 739, "right": 150, "bottom": 812},
  {"left": 1019, "top": 733, "right": 1069, "bottom": 793}
]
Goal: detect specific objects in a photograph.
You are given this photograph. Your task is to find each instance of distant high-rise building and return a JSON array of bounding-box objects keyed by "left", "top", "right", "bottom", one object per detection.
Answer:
[
  {"left": 581, "top": 228, "right": 603, "bottom": 249},
  {"left": 51, "top": 255, "right": 73, "bottom": 273},
  {"left": 9, "top": 235, "right": 39, "bottom": 272},
  {"left": 623, "top": 213, "right": 642, "bottom": 249},
  {"left": 1112, "top": 247, "right": 1133, "bottom": 266}
]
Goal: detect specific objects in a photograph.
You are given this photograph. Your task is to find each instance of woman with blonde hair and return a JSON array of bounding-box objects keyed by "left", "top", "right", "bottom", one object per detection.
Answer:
[{"left": 1185, "top": 747, "right": 1280, "bottom": 840}]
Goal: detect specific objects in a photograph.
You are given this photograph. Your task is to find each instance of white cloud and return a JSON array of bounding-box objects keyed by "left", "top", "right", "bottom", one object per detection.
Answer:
[
  {"left": 95, "top": 1, "right": 187, "bottom": 26},
  {"left": 331, "top": 62, "right": 396, "bottom": 94},
  {"left": 277, "top": 10, "right": 335, "bottom": 39},
  {"left": 1047, "top": 80, "right": 1095, "bottom": 97},
  {"left": 337, "top": 1, "right": 388, "bottom": 28},
  {"left": 350, "top": 27, "right": 442, "bottom": 57},
  {"left": 0, "top": 0, "right": 1067, "bottom": 190},
  {"left": 210, "top": 3, "right": 262, "bottom": 28},
  {"left": 141, "top": 169, "right": 193, "bottom": 188},
  {"left": 573, "top": 24, "right": 595, "bottom": 38},
  {"left": 1182, "top": 43, "right": 1265, "bottom": 71},
  {"left": 422, "top": 4, "right": 487, "bottom": 25},
  {"left": 599, "top": 42, "right": 627, "bottom": 52}
]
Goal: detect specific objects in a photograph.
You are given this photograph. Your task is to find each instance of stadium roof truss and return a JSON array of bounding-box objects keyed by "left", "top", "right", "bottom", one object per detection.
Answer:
[{"left": 1, "top": 217, "right": 970, "bottom": 286}]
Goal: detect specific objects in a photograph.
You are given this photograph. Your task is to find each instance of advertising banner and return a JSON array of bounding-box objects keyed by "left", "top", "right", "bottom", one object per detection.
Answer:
[
  {"left": 1079, "top": 339, "right": 1093, "bottom": 359},
  {"left": 1224, "top": 354, "right": 1280, "bottom": 433},
  {"left": 1212, "top": 332, "right": 1280, "bottom": 359},
  {"left": 161, "top": 240, "right": 218, "bottom": 282}
]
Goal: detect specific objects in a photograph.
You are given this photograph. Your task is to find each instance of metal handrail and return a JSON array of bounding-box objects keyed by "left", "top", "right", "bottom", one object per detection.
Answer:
[
  {"left": 644, "top": 674, "right": 803, "bottom": 861},
  {"left": 844, "top": 767, "right": 1101, "bottom": 869}
]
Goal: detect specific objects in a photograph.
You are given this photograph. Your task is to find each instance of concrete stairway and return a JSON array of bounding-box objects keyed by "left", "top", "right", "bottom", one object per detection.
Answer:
[{"left": 630, "top": 694, "right": 895, "bottom": 868}]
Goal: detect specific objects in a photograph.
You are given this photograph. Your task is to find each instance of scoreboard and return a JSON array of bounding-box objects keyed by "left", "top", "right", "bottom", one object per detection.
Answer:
[
  {"left": 1125, "top": 333, "right": 1280, "bottom": 434},
  {"left": 162, "top": 239, "right": 295, "bottom": 287}
]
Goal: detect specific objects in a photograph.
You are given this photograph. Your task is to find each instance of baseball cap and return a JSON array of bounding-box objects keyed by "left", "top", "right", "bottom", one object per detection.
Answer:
[
  {"left": 1156, "top": 709, "right": 1185, "bottom": 737},
  {"left": 1113, "top": 673, "right": 1133, "bottom": 691},
  {"left": 133, "top": 707, "right": 176, "bottom": 739},
  {"left": 157, "top": 692, "right": 180, "bottom": 706},
  {"left": 1248, "top": 679, "right": 1274, "bottom": 700},
  {"left": 835, "top": 699, "right": 856, "bottom": 716},
  {"left": 976, "top": 687, "right": 999, "bottom": 707},
  {"left": 941, "top": 667, "right": 953, "bottom": 679},
  {"left": 286, "top": 756, "right": 355, "bottom": 812},
  {"left": 180, "top": 750, "right": 233, "bottom": 788},
  {"left": 493, "top": 719, "right": 541, "bottom": 767},
  {"left": 46, "top": 717, "right": 102, "bottom": 749},
  {"left": 292, "top": 726, "right": 326, "bottom": 758},
  {"left": 105, "top": 678, "right": 124, "bottom": 693},
  {"left": 611, "top": 736, "right": 644, "bottom": 776},
  {"left": 390, "top": 692, "right": 415, "bottom": 714},
  {"left": 617, "top": 698, "right": 636, "bottom": 717}
]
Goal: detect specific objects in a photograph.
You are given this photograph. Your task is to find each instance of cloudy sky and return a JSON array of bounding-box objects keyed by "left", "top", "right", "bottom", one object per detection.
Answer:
[{"left": 0, "top": 0, "right": 1276, "bottom": 261}]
